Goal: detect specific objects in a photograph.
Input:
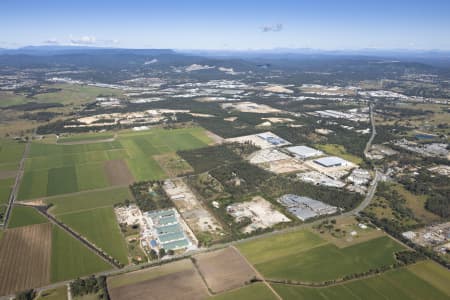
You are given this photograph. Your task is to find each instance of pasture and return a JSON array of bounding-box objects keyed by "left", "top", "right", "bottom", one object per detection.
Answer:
[
  {"left": 58, "top": 207, "right": 128, "bottom": 265},
  {"left": 8, "top": 205, "right": 49, "bottom": 228},
  {"left": 0, "top": 177, "right": 13, "bottom": 206},
  {"left": 0, "top": 139, "right": 25, "bottom": 173},
  {"left": 47, "top": 187, "right": 131, "bottom": 215},
  {"left": 0, "top": 223, "right": 52, "bottom": 296},
  {"left": 271, "top": 264, "right": 450, "bottom": 300},
  {"left": 238, "top": 230, "right": 405, "bottom": 282},
  {"left": 18, "top": 127, "right": 211, "bottom": 200},
  {"left": 51, "top": 225, "right": 112, "bottom": 282}
]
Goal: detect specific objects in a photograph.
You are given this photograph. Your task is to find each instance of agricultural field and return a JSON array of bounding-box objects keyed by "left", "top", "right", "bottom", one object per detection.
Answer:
[
  {"left": 0, "top": 139, "right": 25, "bottom": 173},
  {"left": 57, "top": 132, "right": 115, "bottom": 144},
  {"left": 18, "top": 127, "right": 211, "bottom": 200},
  {"left": 51, "top": 225, "right": 112, "bottom": 282},
  {"left": 238, "top": 230, "right": 405, "bottom": 282},
  {"left": 0, "top": 223, "right": 52, "bottom": 296},
  {"left": 47, "top": 187, "right": 131, "bottom": 215},
  {"left": 47, "top": 187, "right": 131, "bottom": 266},
  {"left": 108, "top": 259, "right": 209, "bottom": 300},
  {"left": 194, "top": 247, "right": 257, "bottom": 293},
  {"left": 8, "top": 205, "right": 49, "bottom": 228},
  {"left": 210, "top": 283, "right": 278, "bottom": 300},
  {"left": 271, "top": 262, "right": 450, "bottom": 300},
  {"left": 58, "top": 207, "right": 129, "bottom": 265},
  {"left": 0, "top": 177, "right": 14, "bottom": 205}
]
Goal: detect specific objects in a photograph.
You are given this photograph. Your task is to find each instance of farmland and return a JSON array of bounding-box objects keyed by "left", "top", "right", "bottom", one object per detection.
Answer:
[
  {"left": 47, "top": 187, "right": 131, "bottom": 215},
  {"left": 51, "top": 225, "right": 112, "bottom": 282},
  {"left": 58, "top": 207, "right": 129, "bottom": 265},
  {"left": 108, "top": 259, "right": 209, "bottom": 300},
  {"left": 0, "top": 177, "right": 13, "bottom": 205},
  {"left": 271, "top": 262, "right": 450, "bottom": 300},
  {"left": 18, "top": 127, "right": 212, "bottom": 200},
  {"left": 0, "top": 223, "right": 52, "bottom": 296},
  {"left": 238, "top": 230, "right": 405, "bottom": 282},
  {"left": 8, "top": 205, "right": 49, "bottom": 228},
  {"left": 194, "top": 247, "right": 257, "bottom": 293},
  {"left": 211, "top": 283, "right": 278, "bottom": 300}
]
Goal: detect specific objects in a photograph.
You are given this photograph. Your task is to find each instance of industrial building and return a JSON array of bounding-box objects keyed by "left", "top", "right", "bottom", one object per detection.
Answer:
[
  {"left": 314, "top": 156, "right": 350, "bottom": 168},
  {"left": 286, "top": 145, "right": 323, "bottom": 159},
  {"left": 142, "top": 208, "right": 193, "bottom": 252},
  {"left": 278, "top": 194, "right": 338, "bottom": 221}
]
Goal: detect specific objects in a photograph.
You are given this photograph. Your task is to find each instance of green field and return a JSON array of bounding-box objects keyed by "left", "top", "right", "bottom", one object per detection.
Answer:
[
  {"left": 316, "top": 144, "right": 363, "bottom": 165},
  {"left": 18, "top": 127, "right": 211, "bottom": 200},
  {"left": 37, "top": 286, "right": 68, "bottom": 300},
  {"left": 272, "top": 264, "right": 450, "bottom": 300},
  {"left": 58, "top": 133, "right": 114, "bottom": 144},
  {"left": 238, "top": 230, "right": 405, "bottom": 282},
  {"left": 58, "top": 207, "right": 128, "bottom": 265},
  {"left": 8, "top": 205, "right": 49, "bottom": 228},
  {"left": 0, "top": 139, "right": 25, "bottom": 170},
  {"left": 51, "top": 225, "right": 112, "bottom": 282},
  {"left": 211, "top": 283, "right": 278, "bottom": 300},
  {"left": 0, "top": 178, "right": 14, "bottom": 205},
  {"left": 47, "top": 187, "right": 131, "bottom": 215}
]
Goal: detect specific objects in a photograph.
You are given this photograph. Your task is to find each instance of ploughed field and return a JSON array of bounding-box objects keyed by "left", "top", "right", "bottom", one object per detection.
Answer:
[
  {"left": 0, "top": 223, "right": 52, "bottom": 296},
  {"left": 18, "top": 127, "right": 212, "bottom": 200}
]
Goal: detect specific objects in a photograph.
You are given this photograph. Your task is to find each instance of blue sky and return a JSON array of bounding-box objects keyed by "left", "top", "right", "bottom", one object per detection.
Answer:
[{"left": 1, "top": 0, "right": 450, "bottom": 50}]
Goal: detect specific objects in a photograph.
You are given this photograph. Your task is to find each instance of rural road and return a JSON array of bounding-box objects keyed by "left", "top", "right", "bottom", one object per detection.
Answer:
[{"left": 1, "top": 140, "right": 30, "bottom": 228}]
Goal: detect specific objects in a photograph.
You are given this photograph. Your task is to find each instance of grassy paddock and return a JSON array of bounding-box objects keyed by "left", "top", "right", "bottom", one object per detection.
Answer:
[
  {"left": 51, "top": 225, "right": 111, "bottom": 282},
  {"left": 47, "top": 187, "right": 131, "bottom": 215},
  {"left": 58, "top": 207, "right": 128, "bottom": 265},
  {"left": 272, "top": 266, "right": 450, "bottom": 300},
  {"left": 238, "top": 230, "right": 405, "bottom": 282},
  {"left": 8, "top": 205, "right": 49, "bottom": 228}
]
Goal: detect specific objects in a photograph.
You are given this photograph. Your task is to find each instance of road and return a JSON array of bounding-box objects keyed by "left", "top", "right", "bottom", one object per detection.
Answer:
[
  {"left": 0, "top": 141, "right": 30, "bottom": 228},
  {"left": 364, "top": 103, "right": 376, "bottom": 158}
]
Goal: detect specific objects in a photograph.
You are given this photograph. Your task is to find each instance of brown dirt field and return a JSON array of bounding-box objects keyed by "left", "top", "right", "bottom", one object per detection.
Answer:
[
  {"left": 194, "top": 247, "right": 257, "bottom": 294},
  {"left": 0, "top": 170, "right": 17, "bottom": 180},
  {"left": 104, "top": 160, "right": 135, "bottom": 186},
  {"left": 109, "top": 268, "right": 209, "bottom": 300},
  {"left": 0, "top": 223, "right": 52, "bottom": 296}
]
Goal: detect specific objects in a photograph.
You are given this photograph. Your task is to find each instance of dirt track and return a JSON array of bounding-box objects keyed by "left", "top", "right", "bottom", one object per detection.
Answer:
[{"left": 0, "top": 223, "right": 52, "bottom": 296}]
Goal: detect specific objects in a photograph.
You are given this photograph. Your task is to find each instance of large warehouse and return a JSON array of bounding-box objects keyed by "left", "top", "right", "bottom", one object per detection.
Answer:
[
  {"left": 286, "top": 145, "right": 323, "bottom": 159},
  {"left": 313, "top": 156, "right": 350, "bottom": 168}
]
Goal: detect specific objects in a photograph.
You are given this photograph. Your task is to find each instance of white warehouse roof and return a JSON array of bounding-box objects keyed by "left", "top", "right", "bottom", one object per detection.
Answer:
[
  {"left": 314, "top": 156, "right": 350, "bottom": 167},
  {"left": 286, "top": 145, "right": 323, "bottom": 158}
]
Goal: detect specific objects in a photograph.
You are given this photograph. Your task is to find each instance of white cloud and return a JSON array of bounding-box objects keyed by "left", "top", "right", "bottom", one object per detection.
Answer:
[
  {"left": 70, "top": 35, "right": 97, "bottom": 45},
  {"left": 261, "top": 24, "right": 283, "bottom": 32}
]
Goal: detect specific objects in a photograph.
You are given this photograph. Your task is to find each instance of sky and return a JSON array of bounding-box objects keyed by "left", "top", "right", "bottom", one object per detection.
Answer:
[{"left": 1, "top": 0, "right": 450, "bottom": 50}]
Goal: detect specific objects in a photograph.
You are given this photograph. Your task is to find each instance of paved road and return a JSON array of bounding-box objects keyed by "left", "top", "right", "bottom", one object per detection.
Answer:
[
  {"left": 364, "top": 103, "right": 377, "bottom": 158},
  {"left": 1, "top": 141, "right": 30, "bottom": 228}
]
